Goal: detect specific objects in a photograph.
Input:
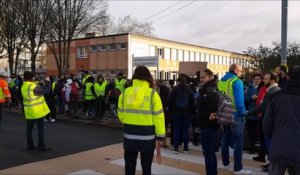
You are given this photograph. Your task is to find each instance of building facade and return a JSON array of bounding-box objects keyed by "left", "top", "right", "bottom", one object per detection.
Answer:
[{"left": 46, "top": 33, "right": 252, "bottom": 79}]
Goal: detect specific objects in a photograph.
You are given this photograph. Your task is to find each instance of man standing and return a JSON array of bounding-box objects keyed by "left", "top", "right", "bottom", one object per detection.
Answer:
[
  {"left": 115, "top": 72, "right": 127, "bottom": 93},
  {"left": 263, "top": 65, "right": 300, "bottom": 175},
  {"left": 0, "top": 75, "right": 11, "bottom": 127},
  {"left": 247, "top": 72, "right": 280, "bottom": 167},
  {"left": 218, "top": 64, "right": 251, "bottom": 174},
  {"left": 21, "top": 71, "right": 51, "bottom": 151}
]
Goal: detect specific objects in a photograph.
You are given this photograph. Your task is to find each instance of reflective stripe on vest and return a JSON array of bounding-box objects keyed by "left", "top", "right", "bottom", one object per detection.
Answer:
[
  {"left": 118, "top": 89, "right": 160, "bottom": 116},
  {"left": 123, "top": 133, "right": 156, "bottom": 140}
]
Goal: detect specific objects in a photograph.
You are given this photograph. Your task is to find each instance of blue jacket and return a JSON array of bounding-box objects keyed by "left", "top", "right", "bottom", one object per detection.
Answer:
[
  {"left": 245, "top": 82, "right": 258, "bottom": 120},
  {"left": 221, "top": 72, "right": 246, "bottom": 118}
]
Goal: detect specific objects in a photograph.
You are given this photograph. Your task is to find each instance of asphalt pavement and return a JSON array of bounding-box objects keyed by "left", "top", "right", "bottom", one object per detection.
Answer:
[{"left": 0, "top": 112, "right": 123, "bottom": 170}]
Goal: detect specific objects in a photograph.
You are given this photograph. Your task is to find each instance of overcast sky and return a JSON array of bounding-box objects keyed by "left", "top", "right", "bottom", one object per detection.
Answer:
[{"left": 108, "top": 1, "right": 300, "bottom": 53}]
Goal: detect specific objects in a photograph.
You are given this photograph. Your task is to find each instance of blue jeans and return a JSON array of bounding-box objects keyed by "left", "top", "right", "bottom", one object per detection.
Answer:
[
  {"left": 221, "top": 116, "right": 246, "bottom": 171},
  {"left": 201, "top": 128, "right": 218, "bottom": 175},
  {"left": 26, "top": 117, "right": 46, "bottom": 148},
  {"left": 173, "top": 114, "right": 192, "bottom": 150}
]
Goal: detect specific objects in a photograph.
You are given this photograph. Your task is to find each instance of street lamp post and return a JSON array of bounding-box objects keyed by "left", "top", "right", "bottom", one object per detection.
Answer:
[{"left": 281, "top": 0, "right": 288, "bottom": 65}]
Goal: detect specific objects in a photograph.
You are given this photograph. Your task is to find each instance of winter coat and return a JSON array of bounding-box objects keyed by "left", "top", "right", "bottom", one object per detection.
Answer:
[
  {"left": 263, "top": 80, "right": 300, "bottom": 167},
  {"left": 196, "top": 79, "right": 219, "bottom": 129}
]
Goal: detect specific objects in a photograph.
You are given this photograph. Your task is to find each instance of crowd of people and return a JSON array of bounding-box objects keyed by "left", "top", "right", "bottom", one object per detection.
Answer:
[{"left": 0, "top": 63, "right": 299, "bottom": 175}]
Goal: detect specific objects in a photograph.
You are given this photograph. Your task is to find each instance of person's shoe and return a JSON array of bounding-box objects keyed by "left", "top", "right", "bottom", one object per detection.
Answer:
[
  {"left": 253, "top": 156, "right": 266, "bottom": 162},
  {"left": 27, "top": 146, "right": 37, "bottom": 151},
  {"left": 262, "top": 166, "right": 269, "bottom": 172},
  {"left": 192, "top": 141, "right": 199, "bottom": 146},
  {"left": 183, "top": 148, "right": 190, "bottom": 154},
  {"left": 50, "top": 119, "right": 56, "bottom": 122},
  {"left": 233, "top": 169, "right": 252, "bottom": 174},
  {"left": 38, "top": 147, "right": 51, "bottom": 152}
]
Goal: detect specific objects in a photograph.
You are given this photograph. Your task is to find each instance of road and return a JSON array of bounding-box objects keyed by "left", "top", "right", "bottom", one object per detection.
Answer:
[{"left": 0, "top": 112, "right": 123, "bottom": 170}]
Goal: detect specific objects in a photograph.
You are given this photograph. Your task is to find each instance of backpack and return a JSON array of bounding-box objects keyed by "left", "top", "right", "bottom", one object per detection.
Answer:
[
  {"left": 216, "top": 91, "right": 236, "bottom": 125},
  {"left": 70, "top": 82, "right": 79, "bottom": 95},
  {"left": 175, "top": 86, "right": 189, "bottom": 108}
]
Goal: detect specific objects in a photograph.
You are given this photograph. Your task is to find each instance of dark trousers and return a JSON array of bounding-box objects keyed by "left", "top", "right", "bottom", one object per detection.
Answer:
[
  {"left": 0, "top": 103, "right": 2, "bottom": 127},
  {"left": 258, "top": 119, "right": 266, "bottom": 157},
  {"left": 26, "top": 117, "right": 46, "bottom": 148},
  {"left": 124, "top": 150, "right": 154, "bottom": 175},
  {"left": 46, "top": 100, "right": 57, "bottom": 120},
  {"left": 246, "top": 120, "right": 257, "bottom": 151},
  {"left": 95, "top": 96, "right": 105, "bottom": 121},
  {"left": 201, "top": 128, "right": 218, "bottom": 175},
  {"left": 173, "top": 114, "right": 192, "bottom": 150}
]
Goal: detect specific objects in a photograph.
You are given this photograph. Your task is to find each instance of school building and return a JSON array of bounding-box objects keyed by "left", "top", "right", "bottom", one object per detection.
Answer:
[{"left": 46, "top": 33, "right": 252, "bottom": 79}]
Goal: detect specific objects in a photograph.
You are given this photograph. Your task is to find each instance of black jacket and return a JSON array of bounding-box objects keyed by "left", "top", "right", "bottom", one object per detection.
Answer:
[
  {"left": 196, "top": 79, "right": 219, "bottom": 129},
  {"left": 263, "top": 80, "right": 300, "bottom": 167},
  {"left": 169, "top": 84, "right": 195, "bottom": 116}
]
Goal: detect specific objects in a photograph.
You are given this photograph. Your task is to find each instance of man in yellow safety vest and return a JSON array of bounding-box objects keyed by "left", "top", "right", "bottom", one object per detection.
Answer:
[{"left": 21, "top": 71, "right": 51, "bottom": 151}]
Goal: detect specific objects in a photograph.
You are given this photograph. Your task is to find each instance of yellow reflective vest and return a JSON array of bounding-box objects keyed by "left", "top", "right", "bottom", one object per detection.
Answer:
[
  {"left": 95, "top": 80, "right": 107, "bottom": 97},
  {"left": 118, "top": 79, "right": 166, "bottom": 141},
  {"left": 217, "top": 77, "right": 238, "bottom": 110},
  {"left": 115, "top": 78, "right": 127, "bottom": 93},
  {"left": 85, "top": 82, "right": 96, "bottom": 100},
  {"left": 21, "top": 82, "right": 50, "bottom": 119}
]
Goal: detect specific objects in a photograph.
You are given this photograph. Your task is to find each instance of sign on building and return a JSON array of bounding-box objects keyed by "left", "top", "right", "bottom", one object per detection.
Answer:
[{"left": 132, "top": 56, "right": 158, "bottom": 67}]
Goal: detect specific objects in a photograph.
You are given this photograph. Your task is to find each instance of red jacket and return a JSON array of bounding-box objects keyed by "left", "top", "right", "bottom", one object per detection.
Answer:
[{"left": 256, "top": 86, "right": 267, "bottom": 118}]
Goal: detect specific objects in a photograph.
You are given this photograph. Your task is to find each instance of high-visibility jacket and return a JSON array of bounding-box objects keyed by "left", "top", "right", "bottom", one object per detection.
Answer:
[
  {"left": 118, "top": 79, "right": 165, "bottom": 151},
  {"left": 85, "top": 82, "right": 96, "bottom": 100},
  {"left": 21, "top": 81, "right": 50, "bottom": 119},
  {"left": 115, "top": 78, "right": 127, "bottom": 93},
  {"left": 95, "top": 80, "right": 107, "bottom": 97},
  {"left": 217, "top": 77, "right": 238, "bottom": 110},
  {"left": 0, "top": 79, "right": 11, "bottom": 103}
]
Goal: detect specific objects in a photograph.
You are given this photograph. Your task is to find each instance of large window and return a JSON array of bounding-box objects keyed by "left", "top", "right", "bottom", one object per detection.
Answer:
[
  {"left": 200, "top": 53, "right": 205, "bottom": 62},
  {"left": 184, "top": 50, "right": 189, "bottom": 62},
  {"left": 91, "top": 45, "right": 98, "bottom": 52},
  {"left": 77, "top": 47, "right": 87, "bottom": 58},
  {"left": 171, "top": 49, "right": 177, "bottom": 60},
  {"left": 195, "top": 52, "right": 200, "bottom": 62},
  {"left": 164, "top": 48, "right": 171, "bottom": 60},
  {"left": 190, "top": 52, "right": 195, "bottom": 62},
  {"left": 178, "top": 50, "right": 183, "bottom": 61}
]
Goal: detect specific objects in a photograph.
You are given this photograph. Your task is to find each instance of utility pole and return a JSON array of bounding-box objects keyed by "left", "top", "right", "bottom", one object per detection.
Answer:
[{"left": 281, "top": 0, "right": 288, "bottom": 65}]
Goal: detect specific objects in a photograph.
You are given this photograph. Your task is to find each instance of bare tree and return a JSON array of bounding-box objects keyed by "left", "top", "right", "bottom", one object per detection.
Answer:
[
  {"left": 115, "top": 15, "right": 155, "bottom": 36},
  {"left": 0, "top": 0, "right": 28, "bottom": 75},
  {"left": 20, "top": 0, "right": 52, "bottom": 73},
  {"left": 47, "top": 0, "right": 108, "bottom": 77}
]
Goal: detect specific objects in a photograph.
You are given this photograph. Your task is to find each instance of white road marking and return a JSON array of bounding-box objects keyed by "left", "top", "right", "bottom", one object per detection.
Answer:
[
  {"left": 68, "top": 169, "right": 104, "bottom": 175},
  {"left": 110, "top": 159, "right": 199, "bottom": 175}
]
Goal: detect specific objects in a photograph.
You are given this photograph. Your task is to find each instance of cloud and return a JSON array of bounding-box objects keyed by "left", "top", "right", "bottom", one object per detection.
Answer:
[{"left": 108, "top": 1, "right": 300, "bottom": 53}]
